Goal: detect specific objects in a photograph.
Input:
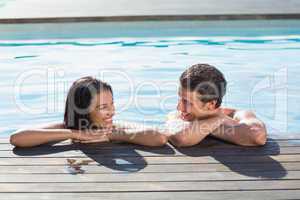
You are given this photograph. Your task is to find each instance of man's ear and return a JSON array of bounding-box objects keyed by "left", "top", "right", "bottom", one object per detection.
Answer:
[{"left": 206, "top": 100, "right": 217, "bottom": 110}]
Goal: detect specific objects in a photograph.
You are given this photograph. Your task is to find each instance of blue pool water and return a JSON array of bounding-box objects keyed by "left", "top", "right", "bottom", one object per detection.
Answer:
[{"left": 0, "top": 20, "right": 299, "bottom": 137}]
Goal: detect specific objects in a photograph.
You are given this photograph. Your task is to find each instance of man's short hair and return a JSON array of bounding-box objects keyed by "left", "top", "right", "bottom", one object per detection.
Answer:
[{"left": 180, "top": 64, "right": 227, "bottom": 108}]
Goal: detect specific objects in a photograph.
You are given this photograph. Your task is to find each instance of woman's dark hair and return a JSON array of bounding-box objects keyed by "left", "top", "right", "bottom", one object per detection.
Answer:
[
  {"left": 63, "top": 76, "right": 113, "bottom": 130},
  {"left": 180, "top": 64, "right": 227, "bottom": 108}
]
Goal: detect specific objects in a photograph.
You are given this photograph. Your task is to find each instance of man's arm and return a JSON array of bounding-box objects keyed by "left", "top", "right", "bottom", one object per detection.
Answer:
[
  {"left": 108, "top": 122, "right": 167, "bottom": 147},
  {"left": 109, "top": 130, "right": 167, "bottom": 147},
  {"left": 168, "top": 115, "right": 225, "bottom": 147},
  {"left": 211, "top": 109, "right": 267, "bottom": 146}
]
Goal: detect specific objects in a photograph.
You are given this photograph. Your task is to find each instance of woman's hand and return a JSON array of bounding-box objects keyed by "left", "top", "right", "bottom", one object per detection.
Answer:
[{"left": 71, "top": 129, "right": 112, "bottom": 143}]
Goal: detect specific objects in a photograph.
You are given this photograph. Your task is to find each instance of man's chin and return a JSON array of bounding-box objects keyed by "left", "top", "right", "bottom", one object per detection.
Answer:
[
  {"left": 180, "top": 112, "right": 218, "bottom": 121},
  {"left": 180, "top": 113, "right": 195, "bottom": 121},
  {"left": 195, "top": 112, "right": 220, "bottom": 120}
]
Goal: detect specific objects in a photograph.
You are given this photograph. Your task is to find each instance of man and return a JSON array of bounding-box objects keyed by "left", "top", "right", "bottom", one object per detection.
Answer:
[{"left": 167, "top": 64, "right": 267, "bottom": 147}]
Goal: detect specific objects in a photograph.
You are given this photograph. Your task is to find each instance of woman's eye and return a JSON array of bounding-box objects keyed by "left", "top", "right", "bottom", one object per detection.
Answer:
[
  {"left": 97, "top": 106, "right": 107, "bottom": 110},
  {"left": 97, "top": 103, "right": 113, "bottom": 111}
]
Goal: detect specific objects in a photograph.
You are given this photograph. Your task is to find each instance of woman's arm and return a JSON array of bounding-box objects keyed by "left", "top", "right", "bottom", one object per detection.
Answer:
[
  {"left": 10, "top": 128, "right": 74, "bottom": 147},
  {"left": 10, "top": 123, "right": 109, "bottom": 147}
]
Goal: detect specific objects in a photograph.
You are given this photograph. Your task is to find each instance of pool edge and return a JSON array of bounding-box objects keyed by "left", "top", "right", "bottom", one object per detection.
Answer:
[{"left": 1, "top": 14, "right": 300, "bottom": 24}]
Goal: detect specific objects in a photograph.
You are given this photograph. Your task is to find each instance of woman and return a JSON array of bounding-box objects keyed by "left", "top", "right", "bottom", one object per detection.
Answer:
[{"left": 10, "top": 76, "right": 167, "bottom": 147}]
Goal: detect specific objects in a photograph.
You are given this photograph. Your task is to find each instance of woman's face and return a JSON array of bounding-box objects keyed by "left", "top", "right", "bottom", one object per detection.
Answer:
[{"left": 89, "top": 90, "right": 115, "bottom": 128}]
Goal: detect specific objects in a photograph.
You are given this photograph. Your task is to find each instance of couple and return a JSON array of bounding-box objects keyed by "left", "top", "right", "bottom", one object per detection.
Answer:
[{"left": 10, "top": 64, "right": 267, "bottom": 148}]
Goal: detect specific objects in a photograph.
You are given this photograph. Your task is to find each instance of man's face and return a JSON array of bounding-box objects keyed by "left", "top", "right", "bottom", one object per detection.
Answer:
[{"left": 177, "top": 87, "right": 218, "bottom": 121}]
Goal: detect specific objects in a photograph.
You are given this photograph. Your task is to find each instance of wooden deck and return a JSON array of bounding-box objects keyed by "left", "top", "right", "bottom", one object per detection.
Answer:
[{"left": 1, "top": 136, "right": 300, "bottom": 199}]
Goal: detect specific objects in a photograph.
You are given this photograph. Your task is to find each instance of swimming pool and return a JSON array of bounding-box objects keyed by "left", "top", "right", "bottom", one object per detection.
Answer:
[{"left": 0, "top": 20, "right": 299, "bottom": 137}]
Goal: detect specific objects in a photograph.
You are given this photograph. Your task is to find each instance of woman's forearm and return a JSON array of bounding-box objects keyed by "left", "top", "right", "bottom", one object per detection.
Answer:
[
  {"left": 10, "top": 129, "right": 73, "bottom": 147},
  {"left": 109, "top": 129, "right": 167, "bottom": 147}
]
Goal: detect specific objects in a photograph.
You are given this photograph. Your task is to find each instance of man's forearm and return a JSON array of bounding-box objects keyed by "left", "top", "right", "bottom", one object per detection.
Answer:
[
  {"left": 169, "top": 115, "right": 225, "bottom": 147},
  {"left": 211, "top": 115, "right": 267, "bottom": 146}
]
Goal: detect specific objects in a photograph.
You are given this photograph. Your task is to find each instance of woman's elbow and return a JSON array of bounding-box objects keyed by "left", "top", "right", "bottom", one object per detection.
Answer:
[
  {"left": 10, "top": 133, "right": 21, "bottom": 147},
  {"left": 10, "top": 130, "right": 29, "bottom": 147},
  {"left": 169, "top": 134, "right": 194, "bottom": 147},
  {"left": 152, "top": 133, "right": 168, "bottom": 147},
  {"left": 139, "top": 130, "right": 168, "bottom": 147}
]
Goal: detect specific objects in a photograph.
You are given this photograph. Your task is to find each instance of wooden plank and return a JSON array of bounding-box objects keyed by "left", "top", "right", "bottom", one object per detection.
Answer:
[
  {"left": 0, "top": 161, "right": 296, "bottom": 174},
  {"left": 2, "top": 190, "right": 300, "bottom": 200},
  {"left": 1, "top": 144, "right": 298, "bottom": 158},
  {"left": 0, "top": 170, "right": 297, "bottom": 183},
  {"left": 0, "top": 148, "right": 290, "bottom": 157},
  {"left": 2, "top": 136, "right": 300, "bottom": 144},
  {"left": 0, "top": 154, "right": 299, "bottom": 166},
  {"left": 2, "top": 138, "right": 300, "bottom": 151},
  {"left": 1, "top": 137, "right": 299, "bottom": 198},
  {"left": 1, "top": 180, "right": 300, "bottom": 192}
]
